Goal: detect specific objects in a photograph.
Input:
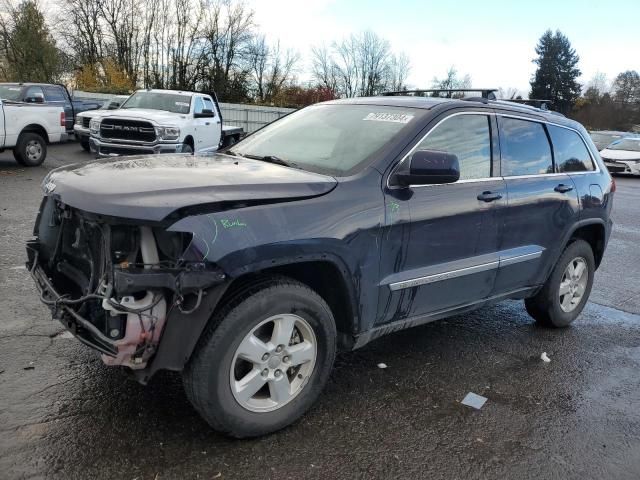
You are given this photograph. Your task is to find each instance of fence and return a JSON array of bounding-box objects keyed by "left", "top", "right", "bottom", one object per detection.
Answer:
[{"left": 73, "top": 90, "right": 295, "bottom": 133}]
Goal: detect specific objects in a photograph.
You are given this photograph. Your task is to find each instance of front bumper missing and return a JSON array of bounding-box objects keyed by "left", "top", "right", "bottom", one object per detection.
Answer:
[{"left": 27, "top": 242, "right": 119, "bottom": 356}]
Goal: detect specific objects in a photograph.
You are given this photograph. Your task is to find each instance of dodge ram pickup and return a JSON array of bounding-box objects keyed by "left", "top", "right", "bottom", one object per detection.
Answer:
[
  {"left": 0, "top": 99, "right": 67, "bottom": 166},
  {"left": 28, "top": 93, "right": 613, "bottom": 438},
  {"left": 88, "top": 89, "right": 242, "bottom": 157}
]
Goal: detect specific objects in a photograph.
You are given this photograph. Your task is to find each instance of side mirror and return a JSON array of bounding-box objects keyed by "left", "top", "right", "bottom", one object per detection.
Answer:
[
  {"left": 25, "top": 94, "right": 45, "bottom": 104},
  {"left": 194, "top": 109, "right": 214, "bottom": 118},
  {"left": 393, "top": 150, "right": 460, "bottom": 187}
]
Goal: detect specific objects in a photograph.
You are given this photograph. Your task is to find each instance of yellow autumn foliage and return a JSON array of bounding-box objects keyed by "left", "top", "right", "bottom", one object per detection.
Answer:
[{"left": 74, "top": 59, "right": 135, "bottom": 94}]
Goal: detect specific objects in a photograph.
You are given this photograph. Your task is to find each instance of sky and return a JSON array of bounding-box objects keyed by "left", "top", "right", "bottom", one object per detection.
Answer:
[{"left": 247, "top": 0, "right": 640, "bottom": 95}]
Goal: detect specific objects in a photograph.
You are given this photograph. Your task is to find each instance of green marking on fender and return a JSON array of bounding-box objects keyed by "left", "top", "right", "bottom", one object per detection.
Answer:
[{"left": 221, "top": 219, "right": 247, "bottom": 229}]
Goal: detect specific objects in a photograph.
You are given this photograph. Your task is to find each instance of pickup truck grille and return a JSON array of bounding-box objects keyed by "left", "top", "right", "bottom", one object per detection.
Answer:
[
  {"left": 100, "top": 118, "right": 156, "bottom": 143},
  {"left": 82, "top": 117, "right": 91, "bottom": 128}
]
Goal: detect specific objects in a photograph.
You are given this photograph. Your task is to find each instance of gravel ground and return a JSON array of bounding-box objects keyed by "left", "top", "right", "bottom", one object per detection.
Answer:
[{"left": 1, "top": 142, "right": 639, "bottom": 480}]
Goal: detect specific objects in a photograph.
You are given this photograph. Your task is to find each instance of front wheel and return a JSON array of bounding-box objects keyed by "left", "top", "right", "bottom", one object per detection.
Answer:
[
  {"left": 525, "top": 239, "right": 595, "bottom": 327},
  {"left": 183, "top": 277, "right": 337, "bottom": 438},
  {"left": 14, "top": 132, "right": 47, "bottom": 166}
]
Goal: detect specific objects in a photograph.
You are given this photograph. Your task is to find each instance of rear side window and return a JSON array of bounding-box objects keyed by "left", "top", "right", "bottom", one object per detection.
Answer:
[
  {"left": 548, "top": 126, "right": 594, "bottom": 172},
  {"left": 500, "top": 117, "right": 553, "bottom": 176},
  {"left": 203, "top": 97, "right": 216, "bottom": 115},
  {"left": 415, "top": 114, "right": 492, "bottom": 180},
  {"left": 44, "top": 86, "right": 66, "bottom": 102}
]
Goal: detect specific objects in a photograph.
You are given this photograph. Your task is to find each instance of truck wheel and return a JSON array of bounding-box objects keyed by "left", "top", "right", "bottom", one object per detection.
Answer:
[
  {"left": 80, "top": 138, "right": 90, "bottom": 152},
  {"left": 525, "top": 239, "right": 595, "bottom": 327},
  {"left": 181, "top": 143, "right": 193, "bottom": 154},
  {"left": 183, "top": 277, "right": 337, "bottom": 438},
  {"left": 14, "top": 133, "right": 47, "bottom": 166}
]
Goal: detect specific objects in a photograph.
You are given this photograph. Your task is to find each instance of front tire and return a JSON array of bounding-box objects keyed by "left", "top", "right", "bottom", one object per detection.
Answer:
[
  {"left": 525, "top": 239, "right": 595, "bottom": 327},
  {"left": 184, "top": 277, "right": 337, "bottom": 438},
  {"left": 14, "top": 132, "right": 47, "bottom": 166},
  {"left": 80, "top": 137, "right": 90, "bottom": 152}
]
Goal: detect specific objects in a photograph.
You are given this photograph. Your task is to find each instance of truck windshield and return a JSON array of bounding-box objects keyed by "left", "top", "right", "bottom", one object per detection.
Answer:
[
  {"left": 0, "top": 84, "right": 23, "bottom": 101},
  {"left": 121, "top": 91, "right": 191, "bottom": 114},
  {"left": 230, "top": 104, "right": 423, "bottom": 175}
]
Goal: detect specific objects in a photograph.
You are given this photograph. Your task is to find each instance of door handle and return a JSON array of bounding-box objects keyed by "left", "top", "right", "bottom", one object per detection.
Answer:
[
  {"left": 205, "top": 122, "right": 210, "bottom": 125},
  {"left": 477, "top": 191, "right": 503, "bottom": 202},
  {"left": 554, "top": 184, "right": 574, "bottom": 193}
]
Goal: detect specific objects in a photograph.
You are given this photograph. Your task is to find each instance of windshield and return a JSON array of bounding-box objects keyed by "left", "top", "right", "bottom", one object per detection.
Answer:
[
  {"left": 121, "top": 91, "right": 191, "bottom": 114},
  {"left": 607, "top": 138, "right": 640, "bottom": 152},
  {"left": 229, "top": 104, "right": 423, "bottom": 175},
  {"left": 0, "top": 84, "right": 22, "bottom": 101}
]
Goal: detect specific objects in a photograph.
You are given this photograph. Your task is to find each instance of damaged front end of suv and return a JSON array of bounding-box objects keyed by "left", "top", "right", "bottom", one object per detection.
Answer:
[{"left": 27, "top": 195, "right": 226, "bottom": 378}]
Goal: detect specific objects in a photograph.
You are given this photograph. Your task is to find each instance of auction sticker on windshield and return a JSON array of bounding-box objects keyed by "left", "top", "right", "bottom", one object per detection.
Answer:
[
  {"left": 175, "top": 102, "right": 190, "bottom": 107},
  {"left": 363, "top": 112, "right": 414, "bottom": 123}
]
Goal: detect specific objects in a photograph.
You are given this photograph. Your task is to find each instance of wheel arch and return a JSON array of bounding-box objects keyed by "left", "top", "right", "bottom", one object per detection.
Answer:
[
  {"left": 217, "top": 254, "right": 360, "bottom": 349},
  {"left": 20, "top": 124, "right": 49, "bottom": 143},
  {"left": 183, "top": 135, "right": 195, "bottom": 150},
  {"left": 565, "top": 220, "right": 607, "bottom": 268}
]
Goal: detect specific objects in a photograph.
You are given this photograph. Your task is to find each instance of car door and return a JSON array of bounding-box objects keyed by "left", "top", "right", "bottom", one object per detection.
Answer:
[
  {"left": 43, "top": 86, "right": 72, "bottom": 132},
  {"left": 193, "top": 96, "right": 220, "bottom": 152},
  {"left": 491, "top": 114, "right": 580, "bottom": 295},
  {"left": 376, "top": 111, "right": 506, "bottom": 325}
]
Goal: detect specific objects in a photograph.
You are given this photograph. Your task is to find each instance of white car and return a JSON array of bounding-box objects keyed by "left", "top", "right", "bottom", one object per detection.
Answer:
[
  {"left": 0, "top": 99, "right": 67, "bottom": 166},
  {"left": 89, "top": 89, "right": 222, "bottom": 157},
  {"left": 600, "top": 137, "right": 640, "bottom": 175}
]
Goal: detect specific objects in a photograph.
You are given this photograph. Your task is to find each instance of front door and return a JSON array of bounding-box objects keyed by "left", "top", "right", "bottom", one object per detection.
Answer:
[
  {"left": 193, "top": 96, "right": 221, "bottom": 153},
  {"left": 377, "top": 111, "right": 506, "bottom": 325}
]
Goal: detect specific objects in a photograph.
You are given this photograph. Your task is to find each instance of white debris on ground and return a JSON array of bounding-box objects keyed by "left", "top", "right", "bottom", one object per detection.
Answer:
[
  {"left": 541, "top": 352, "right": 551, "bottom": 363},
  {"left": 377, "top": 363, "right": 388, "bottom": 369},
  {"left": 461, "top": 392, "right": 488, "bottom": 410}
]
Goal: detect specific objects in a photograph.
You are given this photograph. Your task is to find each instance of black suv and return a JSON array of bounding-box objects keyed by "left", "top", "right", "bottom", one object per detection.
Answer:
[{"left": 28, "top": 93, "right": 613, "bottom": 438}]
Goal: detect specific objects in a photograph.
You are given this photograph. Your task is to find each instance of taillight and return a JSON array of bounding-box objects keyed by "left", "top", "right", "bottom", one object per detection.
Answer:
[
  {"left": 60, "top": 112, "right": 66, "bottom": 127},
  {"left": 611, "top": 177, "right": 616, "bottom": 193}
]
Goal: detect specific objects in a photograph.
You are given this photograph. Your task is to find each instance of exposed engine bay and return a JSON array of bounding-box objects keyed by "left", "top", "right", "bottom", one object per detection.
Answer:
[{"left": 27, "top": 197, "right": 225, "bottom": 369}]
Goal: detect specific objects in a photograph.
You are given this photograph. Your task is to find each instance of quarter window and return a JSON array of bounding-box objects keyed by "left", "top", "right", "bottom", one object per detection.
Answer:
[
  {"left": 414, "top": 114, "right": 492, "bottom": 180},
  {"left": 44, "top": 86, "right": 66, "bottom": 102},
  {"left": 500, "top": 117, "right": 553, "bottom": 176},
  {"left": 548, "top": 125, "right": 594, "bottom": 172}
]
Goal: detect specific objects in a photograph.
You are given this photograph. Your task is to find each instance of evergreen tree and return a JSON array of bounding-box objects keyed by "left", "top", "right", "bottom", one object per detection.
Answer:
[
  {"left": 529, "top": 30, "right": 581, "bottom": 113},
  {"left": 0, "top": 1, "right": 62, "bottom": 82}
]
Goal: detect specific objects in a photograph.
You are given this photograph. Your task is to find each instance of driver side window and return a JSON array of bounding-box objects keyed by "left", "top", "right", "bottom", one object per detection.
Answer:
[
  {"left": 414, "top": 114, "right": 492, "bottom": 180},
  {"left": 194, "top": 97, "right": 205, "bottom": 114}
]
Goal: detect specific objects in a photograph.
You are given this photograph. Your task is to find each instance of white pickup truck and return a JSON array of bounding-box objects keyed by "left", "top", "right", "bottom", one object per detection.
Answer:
[
  {"left": 0, "top": 99, "right": 67, "bottom": 166},
  {"left": 88, "top": 89, "right": 243, "bottom": 157}
]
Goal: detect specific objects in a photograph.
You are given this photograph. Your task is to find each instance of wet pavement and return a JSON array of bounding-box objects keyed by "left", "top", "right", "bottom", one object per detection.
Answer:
[{"left": 1, "top": 143, "right": 639, "bottom": 479}]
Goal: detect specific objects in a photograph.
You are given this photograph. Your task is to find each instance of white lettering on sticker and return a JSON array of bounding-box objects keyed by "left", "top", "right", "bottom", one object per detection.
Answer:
[
  {"left": 363, "top": 112, "right": 414, "bottom": 124},
  {"left": 175, "top": 101, "right": 190, "bottom": 107}
]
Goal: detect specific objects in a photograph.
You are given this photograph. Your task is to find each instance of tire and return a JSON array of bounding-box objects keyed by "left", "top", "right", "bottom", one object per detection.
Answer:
[
  {"left": 14, "top": 132, "right": 47, "bottom": 166},
  {"left": 184, "top": 276, "right": 337, "bottom": 438},
  {"left": 525, "top": 239, "right": 595, "bottom": 327},
  {"left": 181, "top": 143, "right": 193, "bottom": 154},
  {"left": 80, "top": 137, "right": 90, "bottom": 152}
]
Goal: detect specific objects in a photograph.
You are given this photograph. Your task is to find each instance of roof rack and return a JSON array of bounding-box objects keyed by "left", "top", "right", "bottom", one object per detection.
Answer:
[{"left": 382, "top": 88, "right": 498, "bottom": 100}]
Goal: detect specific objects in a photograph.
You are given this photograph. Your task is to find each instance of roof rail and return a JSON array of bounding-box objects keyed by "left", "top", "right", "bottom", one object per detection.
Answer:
[
  {"left": 382, "top": 88, "right": 498, "bottom": 100},
  {"left": 506, "top": 99, "right": 552, "bottom": 110}
]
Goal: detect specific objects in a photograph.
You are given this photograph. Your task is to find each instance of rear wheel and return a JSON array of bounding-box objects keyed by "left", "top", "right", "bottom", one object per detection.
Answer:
[
  {"left": 184, "top": 277, "right": 337, "bottom": 438},
  {"left": 13, "top": 132, "right": 47, "bottom": 166},
  {"left": 525, "top": 239, "right": 595, "bottom": 327}
]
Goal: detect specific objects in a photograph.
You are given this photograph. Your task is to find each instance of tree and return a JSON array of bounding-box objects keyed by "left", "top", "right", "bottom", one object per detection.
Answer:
[
  {"left": 311, "top": 31, "right": 410, "bottom": 98},
  {"left": 247, "top": 35, "right": 299, "bottom": 103},
  {"left": 0, "top": 0, "right": 63, "bottom": 82},
  {"left": 431, "top": 66, "right": 471, "bottom": 96},
  {"left": 529, "top": 29, "right": 581, "bottom": 113},
  {"left": 612, "top": 70, "right": 640, "bottom": 105}
]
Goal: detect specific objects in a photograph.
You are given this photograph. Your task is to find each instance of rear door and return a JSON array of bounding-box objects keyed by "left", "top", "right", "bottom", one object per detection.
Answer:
[
  {"left": 377, "top": 111, "right": 506, "bottom": 325},
  {"left": 492, "top": 115, "right": 580, "bottom": 294}
]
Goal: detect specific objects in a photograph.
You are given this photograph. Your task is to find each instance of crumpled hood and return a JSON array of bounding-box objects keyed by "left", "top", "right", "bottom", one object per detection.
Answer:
[
  {"left": 600, "top": 148, "right": 640, "bottom": 161},
  {"left": 43, "top": 154, "right": 337, "bottom": 222},
  {"left": 97, "top": 109, "right": 187, "bottom": 125}
]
